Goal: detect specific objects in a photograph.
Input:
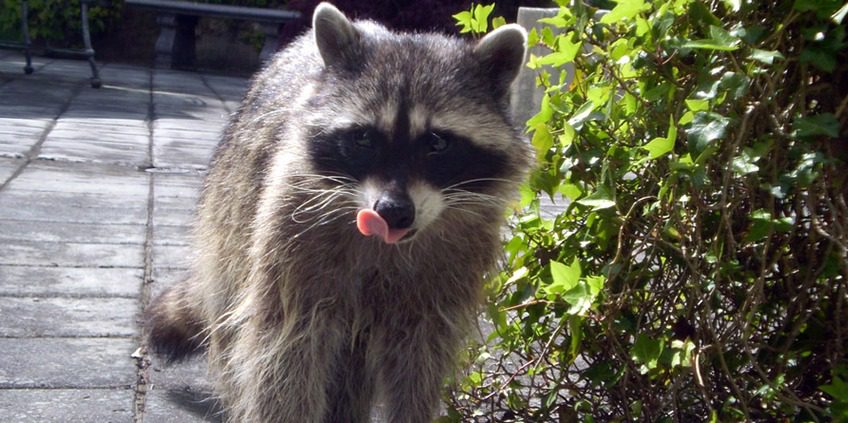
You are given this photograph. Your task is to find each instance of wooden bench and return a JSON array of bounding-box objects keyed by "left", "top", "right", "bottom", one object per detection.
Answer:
[{"left": 125, "top": 0, "right": 301, "bottom": 69}]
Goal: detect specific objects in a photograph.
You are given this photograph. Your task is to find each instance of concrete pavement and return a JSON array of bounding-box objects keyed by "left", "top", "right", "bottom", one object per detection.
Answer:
[{"left": 0, "top": 50, "right": 246, "bottom": 422}]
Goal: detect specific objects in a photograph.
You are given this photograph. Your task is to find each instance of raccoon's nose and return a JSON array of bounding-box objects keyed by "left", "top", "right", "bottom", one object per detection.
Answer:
[{"left": 374, "top": 194, "right": 415, "bottom": 230}]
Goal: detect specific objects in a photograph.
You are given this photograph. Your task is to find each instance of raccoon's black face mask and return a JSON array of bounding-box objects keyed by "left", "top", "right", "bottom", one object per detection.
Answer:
[{"left": 304, "top": 4, "right": 528, "bottom": 244}]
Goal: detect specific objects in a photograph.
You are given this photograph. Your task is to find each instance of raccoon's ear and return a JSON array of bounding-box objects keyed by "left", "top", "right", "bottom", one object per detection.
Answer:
[
  {"left": 313, "top": 3, "right": 360, "bottom": 69},
  {"left": 473, "top": 24, "right": 527, "bottom": 93}
]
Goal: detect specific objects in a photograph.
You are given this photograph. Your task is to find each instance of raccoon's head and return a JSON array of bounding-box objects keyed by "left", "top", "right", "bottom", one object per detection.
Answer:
[{"left": 303, "top": 3, "right": 529, "bottom": 244}]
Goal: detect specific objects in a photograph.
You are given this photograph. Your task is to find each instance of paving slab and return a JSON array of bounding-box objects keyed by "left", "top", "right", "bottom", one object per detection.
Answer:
[
  {"left": 6, "top": 161, "right": 148, "bottom": 196},
  {"left": 0, "top": 117, "right": 51, "bottom": 158},
  {"left": 0, "top": 156, "right": 23, "bottom": 183},
  {"left": 0, "top": 388, "right": 134, "bottom": 423},
  {"left": 0, "top": 194, "right": 148, "bottom": 224},
  {"left": 0, "top": 220, "right": 146, "bottom": 244},
  {"left": 0, "top": 53, "right": 47, "bottom": 76},
  {"left": 0, "top": 337, "right": 137, "bottom": 388},
  {"left": 0, "top": 240, "right": 143, "bottom": 267},
  {"left": 152, "top": 173, "right": 203, "bottom": 199},
  {"left": 153, "top": 224, "right": 193, "bottom": 246},
  {"left": 0, "top": 187, "right": 147, "bottom": 208},
  {"left": 0, "top": 266, "right": 142, "bottom": 297},
  {"left": 152, "top": 245, "right": 193, "bottom": 270},
  {"left": 98, "top": 64, "right": 151, "bottom": 89},
  {"left": 26, "top": 60, "right": 102, "bottom": 86},
  {"left": 0, "top": 297, "right": 138, "bottom": 337},
  {"left": 38, "top": 139, "right": 150, "bottom": 167}
]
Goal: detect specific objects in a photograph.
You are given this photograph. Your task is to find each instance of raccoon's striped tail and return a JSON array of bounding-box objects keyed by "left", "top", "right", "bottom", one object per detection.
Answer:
[{"left": 144, "top": 281, "right": 205, "bottom": 362}]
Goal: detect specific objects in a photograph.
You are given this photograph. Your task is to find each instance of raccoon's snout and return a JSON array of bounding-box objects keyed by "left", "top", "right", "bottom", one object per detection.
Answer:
[{"left": 374, "top": 192, "right": 415, "bottom": 230}]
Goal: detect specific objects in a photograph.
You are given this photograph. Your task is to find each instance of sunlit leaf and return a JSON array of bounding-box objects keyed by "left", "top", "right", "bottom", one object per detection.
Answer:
[
  {"left": 600, "top": 0, "right": 648, "bottom": 24},
  {"left": 750, "top": 49, "right": 785, "bottom": 64}
]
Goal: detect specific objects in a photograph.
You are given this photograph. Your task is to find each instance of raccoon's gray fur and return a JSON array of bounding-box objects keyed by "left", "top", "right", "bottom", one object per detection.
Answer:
[{"left": 145, "top": 3, "right": 530, "bottom": 422}]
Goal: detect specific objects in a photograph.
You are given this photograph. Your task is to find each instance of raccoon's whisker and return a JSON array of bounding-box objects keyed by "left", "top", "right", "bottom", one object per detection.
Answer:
[
  {"left": 441, "top": 189, "right": 504, "bottom": 202},
  {"left": 292, "top": 207, "right": 356, "bottom": 239},
  {"left": 443, "top": 199, "right": 501, "bottom": 209},
  {"left": 290, "top": 173, "right": 358, "bottom": 183},
  {"left": 291, "top": 190, "right": 351, "bottom": 219},
  {"left": 292, "top": 201, "right": 356, "bottom": 225},
  {"left": 442, "top": 193, "right": 505, "bottom": 208},
  {"left": 442, "top": 177, "right": 514, "bottom": 191},
  {"left": 441, "top": 205, "right": 487, "bottom": 219}
]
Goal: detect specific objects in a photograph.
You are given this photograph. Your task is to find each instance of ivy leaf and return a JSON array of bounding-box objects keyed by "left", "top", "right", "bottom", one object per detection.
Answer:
[
  {"left": 793, "top": 113, "right": 840, "bottom": 138},
  {"left": 526, "top": 94, "right": 553, "bottom": 128},
  {"left": 686, "top": 112, "right": 731, "bottom": 157},
  {"left": 577, "top": 186, "right": 616, "bottom": 210},
  {"left": 472, "top": 4, "right": 495, "bottom": 33},
  {"left": 750, "top": 49, "right": 785, "bottom": 65},
  {"left": 537, "top": 8, "right": 574, "bottom": 28},
  {"left": 688, "top": 1, "right": 721, "bottom": 27},
  {"left": 531, "top": 124, "right": 554, "bottom": 161},
  {"left": 585, "top": 275, "right": 605, "bottom": 296},
  {"left": 567, "top": 100, "right": 597, "bottom": 129},
  {"left": 670, "top": 340, "right": 696, "bottom": 368},
  {"left": 643, "top": 117, "right": 678, "bottom": 159},
  {"left": 746, "top": 209, "right": 794, "bottom": 242},
  {"left": 682, "top": 25, "right": 741, "bottom": 51},
  {"left": 723, "top": 0, "right": 742, "bottom": 12},
  {"left": 600, "top": 0, "right": 647, "bottom": 24},
  {"left": 559, "top": 183, "right": 583, "bottom": 201},
  {"left": 631, "top": 335, "right": 665, "bottom": 373},
  {"left": 820, "top": 376, "right": 848, "bottom": 401},
  {"left": 562, "top": 282, "right": 593, "bottom": 315},
  {"left": 567, "top": 316, "right": 583, "bottom": 360},
  {"left": 685, "top": 99, "right": 710, "bottom": 112},
  {"left": 800, "top": 46, "right": 838, "bottom": 72},
  {"left": 548, "top": 259, "right": 581, "bottom": 295},
  {"left": 452, "top": 11, "right": 474, "bottom": 33},
  {"left": 794, "top": 0, "right": 843, "bottom": 18},
  {"left": 720, "top": 71, "right": 750, "bottom": 100},
  {"left": 732, "top": 152, "right": 760, "bottom": 175},
  {"left": 833, "top": 2, "right": 848, "bottom": 23},
  {"left": 644, "top": 137, "right": 674, "bottom": 159}
]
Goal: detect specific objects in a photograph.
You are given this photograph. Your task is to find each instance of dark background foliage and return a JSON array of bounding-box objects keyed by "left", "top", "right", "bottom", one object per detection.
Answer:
[{"left": 0, "top": 0, "right": 550, "bottom": 74}]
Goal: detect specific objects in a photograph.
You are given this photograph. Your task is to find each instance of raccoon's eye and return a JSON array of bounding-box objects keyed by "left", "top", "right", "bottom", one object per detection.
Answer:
[
  {"left": 426, "top": 132, "right": 450, "bottom": 154},
  {"left": 349, "top": 128, "right": 375, "bottom": 149}
]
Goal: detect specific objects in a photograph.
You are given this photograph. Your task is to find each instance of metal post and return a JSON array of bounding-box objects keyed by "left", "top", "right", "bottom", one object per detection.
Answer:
[
  {"left": 20, "top": 0, "right": 33, "bottom": 74},
  {"left": 80, "top": 0, "right": 101, "bottom": 88}
]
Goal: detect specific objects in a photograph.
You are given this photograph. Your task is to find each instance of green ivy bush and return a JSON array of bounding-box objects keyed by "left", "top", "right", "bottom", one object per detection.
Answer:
[{"left": 447, "top": 1, "right": 847, "bottom": 421}]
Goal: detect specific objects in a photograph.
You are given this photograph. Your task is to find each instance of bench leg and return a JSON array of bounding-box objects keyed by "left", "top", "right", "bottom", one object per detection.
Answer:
[
  {"left": 258, "top": 22, "right": 281, "bottom": 64},
  {"left": 80, "top": 1, "right": 101, "bottom": 88},
  {"left": 20, "top": 0, "right": 33, "bottom": 74},
  {"left": 154, "top": 13, "right": 198, "bottom": 69}
]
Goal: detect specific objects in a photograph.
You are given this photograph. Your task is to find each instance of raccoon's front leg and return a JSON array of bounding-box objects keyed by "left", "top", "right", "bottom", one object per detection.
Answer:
[
  {"left": 223, "top": 314, "right": 345, "bottom": 423},
  {"left": 377, "top": 322, "right": 461, "bottom": 423},
  {"left": 325, "top": 337, "right": 377, "bottom": 422}
]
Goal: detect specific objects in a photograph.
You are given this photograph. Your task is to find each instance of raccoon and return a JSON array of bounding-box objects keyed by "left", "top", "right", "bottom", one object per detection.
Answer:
[{"left": 145, "top": 3, "right": 530, "bottom": 422}]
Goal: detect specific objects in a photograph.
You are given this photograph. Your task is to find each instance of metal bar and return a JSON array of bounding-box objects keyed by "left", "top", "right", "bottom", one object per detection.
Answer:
[
  {"left": 20, "top": 0, "right": 33, "bottom": 74},
  {"left": 80, "top": 0, "right": 101, "bottom": 88}
]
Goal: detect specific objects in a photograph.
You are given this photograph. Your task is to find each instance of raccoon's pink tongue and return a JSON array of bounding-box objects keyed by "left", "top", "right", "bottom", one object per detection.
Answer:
[{"left": 356, "top": 209, "right": 410, "bottom": 244}]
